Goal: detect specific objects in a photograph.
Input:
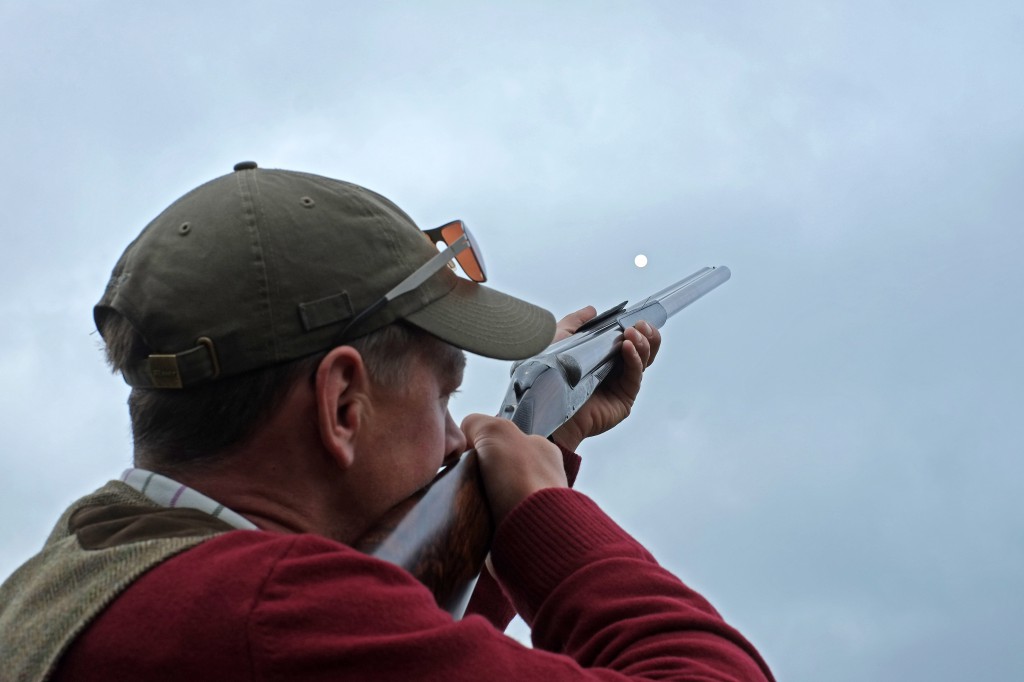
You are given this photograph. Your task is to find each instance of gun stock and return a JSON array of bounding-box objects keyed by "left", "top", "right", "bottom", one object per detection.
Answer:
[{"left": 354, "top": 450, "right": 492, "bottom": 616}]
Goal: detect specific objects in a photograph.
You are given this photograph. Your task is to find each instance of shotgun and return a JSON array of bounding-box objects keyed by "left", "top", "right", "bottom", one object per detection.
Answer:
[{"left": 355, "top": 266, "right": 731, "bottom": 618}]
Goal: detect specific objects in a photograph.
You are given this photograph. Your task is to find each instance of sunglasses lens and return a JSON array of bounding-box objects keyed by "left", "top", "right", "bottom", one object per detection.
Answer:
[{"left": 438, "top": 221, "right": 486, "bottom": 282}]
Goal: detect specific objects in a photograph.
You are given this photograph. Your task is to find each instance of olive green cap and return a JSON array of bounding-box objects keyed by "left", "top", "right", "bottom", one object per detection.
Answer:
[{"left": 94, "top": 162, "right": 555, "bottom": 388}]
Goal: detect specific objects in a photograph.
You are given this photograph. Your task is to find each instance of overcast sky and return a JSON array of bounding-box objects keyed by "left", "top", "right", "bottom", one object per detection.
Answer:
[{"left": 2, "top": 2, "right": 1022, "bottom": 680}]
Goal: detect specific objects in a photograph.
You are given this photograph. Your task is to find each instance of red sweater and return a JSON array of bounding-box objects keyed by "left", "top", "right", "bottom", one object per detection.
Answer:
[{"left": 55, "top": 488, "right": 773, "bottom": 681}]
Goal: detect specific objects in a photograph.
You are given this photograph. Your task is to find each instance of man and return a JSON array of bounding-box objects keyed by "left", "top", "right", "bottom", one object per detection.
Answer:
[{"left": 0, "top": 163, "right": 773, "bottom": 681}]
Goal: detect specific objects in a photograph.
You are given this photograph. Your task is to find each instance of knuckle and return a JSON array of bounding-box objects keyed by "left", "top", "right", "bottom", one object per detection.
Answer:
[
  {"left": 526, "top": 433, "right": 551, "bottom": 447},
  {"left": 493, "top": 418, "right": 521, "bottom": 435}
]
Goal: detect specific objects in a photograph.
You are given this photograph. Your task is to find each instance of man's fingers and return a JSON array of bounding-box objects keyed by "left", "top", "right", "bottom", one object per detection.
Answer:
[
  {"left": 460, "top": 413, "right": 567, "bottom": 524},
  {"left": 623, "top": 323, "right": 659, "bottom": 370},
  {"left": 621, "top": 330, "right": 645, "bottom": 371},
  {"left": 645, "top": 323, "right": 662, "bottom": 368},
  {"left": 460, "top": 413, "right": 508, "bottom": 446},
  {"left": 553, "top": 305, "right": 597, "bottom": 342},
  {"left": 632, "top": 321, "right": 661, "bottom": 368}
]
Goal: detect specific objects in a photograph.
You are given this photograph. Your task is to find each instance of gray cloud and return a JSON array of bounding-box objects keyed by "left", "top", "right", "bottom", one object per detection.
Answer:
[{"left": 2, "top": 2, "right": 1022, "bottom": 679}]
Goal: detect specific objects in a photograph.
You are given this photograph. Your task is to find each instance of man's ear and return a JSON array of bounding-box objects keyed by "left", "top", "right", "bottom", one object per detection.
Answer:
[{"left": 315, "top": 346, "right": 371, "bottom": 470}]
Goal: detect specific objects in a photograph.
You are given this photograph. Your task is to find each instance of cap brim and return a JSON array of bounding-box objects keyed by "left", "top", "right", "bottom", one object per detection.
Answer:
[{"left": 404, "top": 279, "right": 556, "bottom": 360}]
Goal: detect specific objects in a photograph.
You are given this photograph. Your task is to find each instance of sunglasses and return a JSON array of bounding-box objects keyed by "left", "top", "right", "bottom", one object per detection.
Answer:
[
  {"left": 422, "top": 220, "right": 487, "bottom": 283},
  {"left": 337, "top": 220, "right": 487, "bottom": 341}
]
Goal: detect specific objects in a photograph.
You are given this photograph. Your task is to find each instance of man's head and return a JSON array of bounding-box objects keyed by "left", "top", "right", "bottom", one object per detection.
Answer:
[
  {"left": 96, "top": 162, "right": 554, "bottom": 389},
  {"left": 95, "top": 163, "right": 555, "bottom": 473}
]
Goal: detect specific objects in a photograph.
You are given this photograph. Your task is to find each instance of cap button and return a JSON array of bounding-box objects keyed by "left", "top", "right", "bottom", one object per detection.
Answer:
[{"left": 233, "top": 161, "right": 258, "bottom": 171}]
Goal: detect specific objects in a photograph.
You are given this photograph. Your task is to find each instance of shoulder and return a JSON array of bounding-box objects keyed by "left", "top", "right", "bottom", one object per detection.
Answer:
[
  {"left": 59, "top": 530, "right": 450, "bottom": 679},
  {"left": 155, "top": 530, "right": 431, "bottom": 602},
  {"left": 87, "top": 529, "right": 431, "bottom": 618}
]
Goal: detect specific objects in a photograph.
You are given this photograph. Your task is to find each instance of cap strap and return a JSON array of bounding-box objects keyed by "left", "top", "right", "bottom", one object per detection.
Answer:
[
  {"left": 123, "top": 337, "right": 221, "bottom": 389},
  {"left": 298, "top": 292, "right": 354, "bottom": 331}
]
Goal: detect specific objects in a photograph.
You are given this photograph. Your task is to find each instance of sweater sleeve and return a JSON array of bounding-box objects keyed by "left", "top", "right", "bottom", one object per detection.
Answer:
[
  {"left": 464, "top": 445, "right": 583, "bottom": 629},
  {"left": 491, "top": 488, "right": 775, "bottom": 681}
]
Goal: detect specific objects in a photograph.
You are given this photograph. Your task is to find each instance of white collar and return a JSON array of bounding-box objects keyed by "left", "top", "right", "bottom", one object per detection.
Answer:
[{"left": 120, "top": 468, "right": 259, "bottom": 531}]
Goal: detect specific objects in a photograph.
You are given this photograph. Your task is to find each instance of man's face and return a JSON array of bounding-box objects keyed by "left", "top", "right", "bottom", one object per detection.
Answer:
[{"left": 349, "top": 341, "right": 467, "bottom": 525}]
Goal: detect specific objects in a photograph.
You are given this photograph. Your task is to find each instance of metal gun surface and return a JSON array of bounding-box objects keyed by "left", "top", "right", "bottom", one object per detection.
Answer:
[{"left": 498, "top": 266, "right": 731, "bottom": 437}]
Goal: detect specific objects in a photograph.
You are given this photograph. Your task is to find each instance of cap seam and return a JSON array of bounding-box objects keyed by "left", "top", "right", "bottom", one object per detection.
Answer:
[{"left": 238, "top": 170, "right": 277, "bottom": 361}]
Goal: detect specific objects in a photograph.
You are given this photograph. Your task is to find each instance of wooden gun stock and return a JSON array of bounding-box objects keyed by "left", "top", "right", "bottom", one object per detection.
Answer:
[{"left": 354, "top": 450, "right": 493, "bottom": 616}]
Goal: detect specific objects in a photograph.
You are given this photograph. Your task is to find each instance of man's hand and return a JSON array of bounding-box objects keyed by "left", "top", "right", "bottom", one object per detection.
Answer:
[
  {"left": 549, "top": 306, "right": 662, "bottom": 452},
  {"left": 462, "top": 414, "right": 568, "bottom": 525}
]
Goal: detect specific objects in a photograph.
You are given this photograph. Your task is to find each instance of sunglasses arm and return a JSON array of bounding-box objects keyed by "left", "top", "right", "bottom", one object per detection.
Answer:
[{"left": 385, "top": 234, "right": 470, "bottom": 300}]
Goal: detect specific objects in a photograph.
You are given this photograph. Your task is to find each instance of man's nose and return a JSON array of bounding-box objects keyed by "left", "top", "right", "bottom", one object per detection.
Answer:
[{"left": 446, "top": 412, "right": 468, "bottom": 459}]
